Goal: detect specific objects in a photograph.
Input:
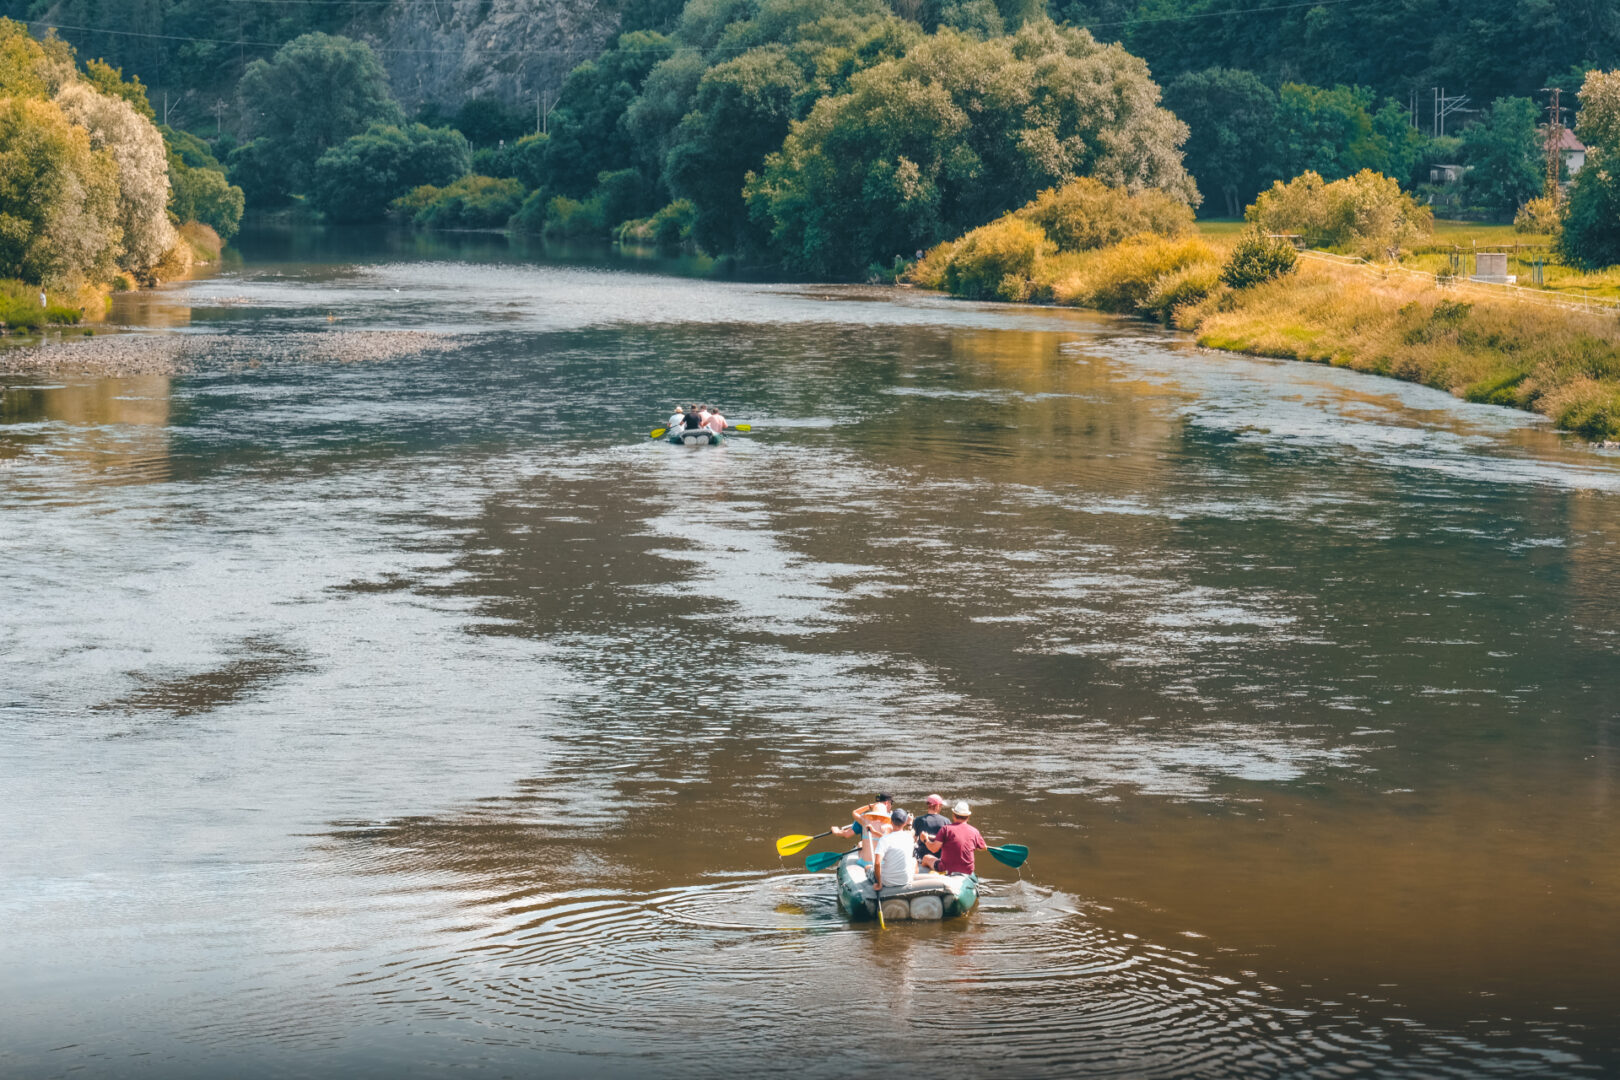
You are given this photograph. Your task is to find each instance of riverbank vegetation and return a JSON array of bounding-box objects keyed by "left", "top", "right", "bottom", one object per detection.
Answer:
[
  {"left": 0, "top": 19, "right": 242, "bottom": 323},
  {"left": 912, "top": 174, "right": 1620, "bottom": 439}
]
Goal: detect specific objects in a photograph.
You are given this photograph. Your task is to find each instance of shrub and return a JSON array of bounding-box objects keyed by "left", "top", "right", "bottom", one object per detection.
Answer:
[
  {"left": 508, "top": 188, "right": 549, "bottom": 233},
  {"left": 1015, "top": 177, "right": 1194, "bottom": 253},
  {"left": 178, "top": 222, "right": 223, "bottom": 262},
  {"left": 904, "top": 241, "right": 956, "bottom": 290},
  {"left": 619, "top": 199, "right": 696, "bottom": 248},
  {"left": 169, "top": 161, "right": 245, "bottom": 240},
  {"left": 1247, "top": 169, "right": 1433, "bottom": 257},
  {"left": 941, "top": 217, "right": 1052, "bottom": 300},
  {"left": 1051, "top": 234, "right": 1221, "bottom": 312},
  {"left": 311, "top": 123, "right": 471, "bottom": 223},
  {"left": 1140, "top": 261, "right": 1223, "bottom": 322},
  {"left": 1222, "top": 229, "right": 1299, "bottom": 288},
  {"left": 543, "top": 195, "right": 607, "bottom": 239},
  {"left": 1514, "top": 194, "right": 1563, "bottom": 236},
  {"left": 407, "top": 175, "right": 523, "bottom": 229},
  {"left": 0, "top": 279, "right": 81, "bottom": 329}
]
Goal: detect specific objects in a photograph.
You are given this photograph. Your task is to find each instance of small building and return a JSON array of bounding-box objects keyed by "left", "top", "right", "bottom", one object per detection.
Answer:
[
  {"left": 1471, "top": 252, "right": 1515, "bottom": 285},
  {"left": 1429, "top": 163, "right": 1467, "bottom": 184},
  {"left": 1556, "top": 128, "right": 1586, "bottom": 175}
]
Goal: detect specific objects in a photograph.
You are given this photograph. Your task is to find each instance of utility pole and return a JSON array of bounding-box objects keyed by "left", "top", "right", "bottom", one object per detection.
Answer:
[
  {"left": 213, "top": 98, "right": 226, "bottom": 137},
  {"left": 1432, "top": 87, "right": 1472, "bottom": 138},
  {"left": 1542, "top": 87, "right": 1565, "bottom": 200}
]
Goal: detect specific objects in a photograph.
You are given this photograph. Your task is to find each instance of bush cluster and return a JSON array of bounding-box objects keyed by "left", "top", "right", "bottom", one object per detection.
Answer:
[
  {"left": 1221, "top": 229, "right": 1299, "bottom": 288},
  {"left": 1247, "top": 169, "right": 1433, "bottom": 257},
  {"left": 393, "top": 175, "right": 524, "bottom": 229},
  {"left": 0, "top": 279, "right": 82, "bottom": 330},
  {"left": 1014, "top": 178, "right": 1194, "bottom": 252}
]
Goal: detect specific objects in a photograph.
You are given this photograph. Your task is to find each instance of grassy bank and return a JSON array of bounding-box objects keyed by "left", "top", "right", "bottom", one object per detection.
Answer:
[{"left": 913, "top": 219, "right": 1620, "bottom": 441}]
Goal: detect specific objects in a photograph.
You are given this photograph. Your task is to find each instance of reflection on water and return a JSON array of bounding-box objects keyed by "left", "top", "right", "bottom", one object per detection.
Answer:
[{"left": 2, "top": 232, "right": 1618, "bottom": 1078}]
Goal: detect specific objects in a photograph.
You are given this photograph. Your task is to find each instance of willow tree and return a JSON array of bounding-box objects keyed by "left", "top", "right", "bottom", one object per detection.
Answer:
[
  {"left": 55, "top": 82, "right": 176, "bottom": 279},
  {"left": 744, "top": 19, "right": 1195, "bottom": 277}
]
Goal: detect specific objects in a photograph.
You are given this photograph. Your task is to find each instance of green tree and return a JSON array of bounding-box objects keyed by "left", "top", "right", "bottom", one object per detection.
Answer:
[
  {"left": 1274, "top": 83, "right": 1421, "bottom": 184},
  {"left": 0, "top": 96, "right": 121, "bottom": 286},
  {"left": 452, "top": 96, "right": 530, "bottom": 147},
  {"left": 1162, "top": 67, "right": 1277, "bottom": 217},
  {"left": 537, "top": 31, "right": 676, "bottom": 197},
  {"left": 229, "top": 33, "right": 403, "bottom": 204},
  {"left": 664, "top": 46, "right": 807, "bottom": 254},
  {"left": 161, "top": 125, "right": 245, "bottom": 239},
  {"left": 746, "top": 20, "right": 1194, "bottom": 277},
  {"left": 1558, "top": 70, "right": 1620, "bottom": 269},
  {"left": 310, "top": 123, "right": 471, "bottom": 223},
  {"left": 80, "top": 57, "right": 153, "bottom": 119},
  {"left": 1459, "top": 97, "right": 1541, "bottom": 218}
]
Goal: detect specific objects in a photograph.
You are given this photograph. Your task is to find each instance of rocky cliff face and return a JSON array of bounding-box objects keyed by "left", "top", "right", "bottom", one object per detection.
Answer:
[{"left": 357, "top": 0, "right": 621, "bottom": 113}]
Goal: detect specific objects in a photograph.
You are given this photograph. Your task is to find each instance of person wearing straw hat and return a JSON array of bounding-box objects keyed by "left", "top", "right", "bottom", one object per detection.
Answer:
[{"left": 933, "top": 800, "right": 986, "bottom": 876}]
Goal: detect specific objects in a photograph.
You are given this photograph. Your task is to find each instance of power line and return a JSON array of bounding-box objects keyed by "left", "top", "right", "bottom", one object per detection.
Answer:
[
  {"left": 32, "top": 20, "right": 603, "bottom": 57},
  {"left": 1084, "top": 0, "right": 1385, "bottom": 29}
]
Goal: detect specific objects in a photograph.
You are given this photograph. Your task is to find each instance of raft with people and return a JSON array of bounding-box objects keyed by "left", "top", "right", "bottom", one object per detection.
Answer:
[
  {"left": 651, "top": 403, "right": 749, "bottom": 446},
  {"left": 778, "top": 794, "right": 1027, "bottom": 926},
  {"left": 835, "top": 850, "right": 978, "bottom": 922}
]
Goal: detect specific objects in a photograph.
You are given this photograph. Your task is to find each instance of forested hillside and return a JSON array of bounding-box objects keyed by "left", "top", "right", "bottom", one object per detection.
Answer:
[
  {"left": 11, "top": 0, "right": 1617, "bottom": 131},
  {"left": 7, "top": 0, "right": 1620, "bottom": 282}
]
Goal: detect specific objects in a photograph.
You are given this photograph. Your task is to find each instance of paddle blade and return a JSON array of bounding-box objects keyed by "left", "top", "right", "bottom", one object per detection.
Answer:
[
  {"left": 649, "top": 427, "right": 668, "bottom": 439},
  {"left": 776, "top": 834, "right": 816, "bottom": 857},
  {"left": 734, "top": 424, "right": 751, "bottom": 432},
  {"left": 986, "top": 844, "right": 1029, "bottom": 869},
  {"left": 805, "top": 850, "right": 845, "bottom": 872}
]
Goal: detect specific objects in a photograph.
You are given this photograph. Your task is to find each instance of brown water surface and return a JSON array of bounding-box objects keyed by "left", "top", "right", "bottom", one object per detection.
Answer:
[{"left": 3, "top": 228, "right": 1618, "bottom": 1078}]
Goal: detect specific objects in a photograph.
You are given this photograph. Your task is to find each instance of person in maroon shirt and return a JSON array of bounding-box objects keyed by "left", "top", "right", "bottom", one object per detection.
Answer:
[{"left": 933, "top": 801, "right": 987, "bottom": 875}]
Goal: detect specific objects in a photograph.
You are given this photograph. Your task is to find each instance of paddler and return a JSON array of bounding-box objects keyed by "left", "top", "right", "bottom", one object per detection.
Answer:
[
  {"left": 703, "top": 405, "right": 727, "bottom": 433},
  {"left": 933, "top": 801, "right": 987, "bottom": 876},
  {"left": 872, "top": 808, "right": 917, "bottom": 892},
  {"left": 913, "top": 794, "right": 949, "bottom": 871},
  {"left": 667, "top": 404, "right": 686, "bottom": 429},
  {"left": 682, "top": 404, "right": 705, "bottom": 431},
  {"left": 831, "top": 793, "right": 893, "bottom": 864}
]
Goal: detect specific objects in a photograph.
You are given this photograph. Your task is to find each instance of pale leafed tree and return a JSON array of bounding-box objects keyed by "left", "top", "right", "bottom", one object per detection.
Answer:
[
  {"left": 55, "top": 81, "right": 176, "bottom": 278},
  {"left": 0, "top": 96, "right": 121, "bottom": 286}
]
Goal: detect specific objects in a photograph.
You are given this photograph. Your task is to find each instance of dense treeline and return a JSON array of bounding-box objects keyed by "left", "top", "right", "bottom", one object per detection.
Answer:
[
  {"left": 1057, "top": 0, "right": 1618, "bottom": 106},
  {"left": 14, "top": 0, "right": 1620, "bottom": 274},
  {"left": 14, "top": 0, "right": 1617, "bottom": 112},
  {"left": 0, "top": 18, "right": 241, "bottom": 311}
]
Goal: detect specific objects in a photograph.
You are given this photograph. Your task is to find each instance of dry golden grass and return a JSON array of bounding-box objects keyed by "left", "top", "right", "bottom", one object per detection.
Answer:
[
  {"left": 921, "top": 213, "right": 1620, "bottom": 439},
  {"left": 1184, "top": 259, "right": 1620, "bottom": 438}
]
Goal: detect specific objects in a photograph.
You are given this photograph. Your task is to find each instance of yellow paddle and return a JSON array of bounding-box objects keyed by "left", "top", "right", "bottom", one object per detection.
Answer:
[{"left": 775, "top": 829, "right": 832, "bottom": 857}]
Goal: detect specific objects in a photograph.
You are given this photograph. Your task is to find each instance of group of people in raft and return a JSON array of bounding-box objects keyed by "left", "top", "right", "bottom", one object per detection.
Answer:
[
  {"left": 667, "top": 403, "right": 729, "bottom": 433},
  {"left": 833, "top": 793, "right": 986, "bottom": 892}
]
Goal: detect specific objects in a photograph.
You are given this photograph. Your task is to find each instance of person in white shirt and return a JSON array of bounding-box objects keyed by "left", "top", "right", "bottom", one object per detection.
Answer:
[
  {"left": 872, "top": 808, "right": 917, "bottom": 891},
  {"left": 668, "top": 406, "right": 686, "bottom": 429}
]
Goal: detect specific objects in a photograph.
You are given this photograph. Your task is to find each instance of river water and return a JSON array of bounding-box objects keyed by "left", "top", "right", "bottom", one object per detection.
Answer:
[{"left": 3, "top": 229, "right": 1618, "bottom": 1078}]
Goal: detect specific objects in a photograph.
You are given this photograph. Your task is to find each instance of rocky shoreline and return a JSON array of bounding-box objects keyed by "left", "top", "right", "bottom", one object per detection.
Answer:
[{"left": 0, "top": 330, "right": 471, "bottom": 378}]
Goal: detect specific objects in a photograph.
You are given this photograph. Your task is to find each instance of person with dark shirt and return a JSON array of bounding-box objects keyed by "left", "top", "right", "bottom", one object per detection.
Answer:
[
  {"left": 682, "top": 404, "right": 704, "bottom": 431},
  {"left": 913, "top": 793, "right": 950, "bottom": 870},
  {"left": 934, "top": 800, "right": 987, "bottom": 875}
]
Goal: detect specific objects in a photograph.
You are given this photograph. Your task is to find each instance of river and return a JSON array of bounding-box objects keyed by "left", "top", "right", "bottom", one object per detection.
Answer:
[{"left": 3, "top": 228, "right": 1618, "bottom": 1078}]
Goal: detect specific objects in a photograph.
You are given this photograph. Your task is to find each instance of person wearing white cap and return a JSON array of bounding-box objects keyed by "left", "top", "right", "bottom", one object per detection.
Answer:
[{"left": 933, "top": 800, "right": 986, "bottom": 876}]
